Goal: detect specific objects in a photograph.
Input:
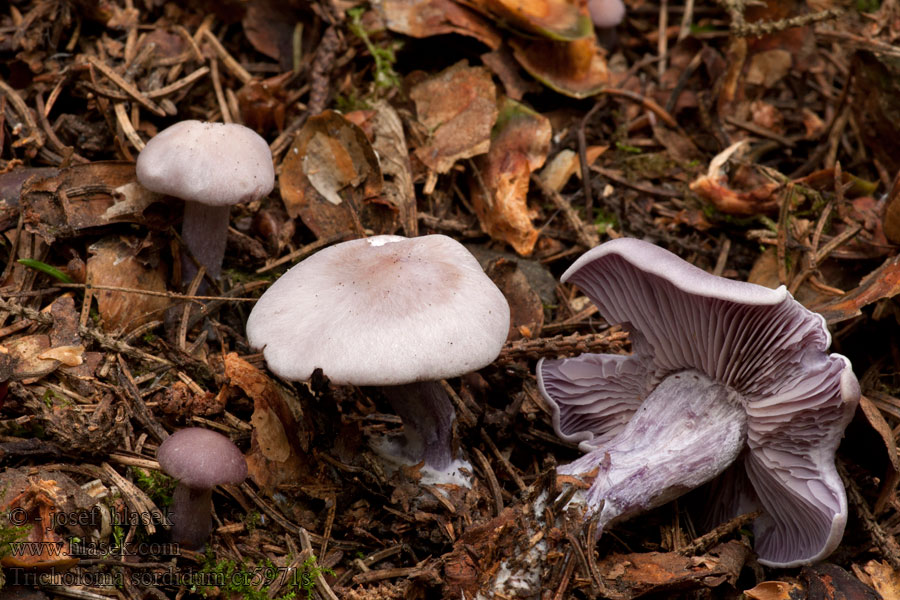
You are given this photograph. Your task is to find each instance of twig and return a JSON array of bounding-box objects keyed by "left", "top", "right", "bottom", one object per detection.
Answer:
[
  {"left": 531, "top": 174, "right": 600, "bottom": 249},
  {"left": 497, "top": 330, "right": 628, "bottom": 363},
  {"left": 677, "top": 510, "right": 760, "bottom": 555},
  {"left": 480, "top": 430, "right": 527, "bottom": 492},
  {"left": 307, "top": 26, "right": 341, "bottom": 115},
  {"left": 55, "top": 282, "right": 262, "bottom": 302},
  {"left": 472, "top": 447, "right": 504, "bottom": 516},
  {"left": 86, "top": 55, "right": 166, "bottom": 117},
  {"left": 839, "top": 461, "right": 900, "bottom": 569},
  {"left": 117, "top": 356, "right": 169, "bottom": 443},
  {"left": 201, "top": 29, "right": 253, "bottom": 84},
  {"left": 298, "top": 527, "right": 340, "bottom": 600}
]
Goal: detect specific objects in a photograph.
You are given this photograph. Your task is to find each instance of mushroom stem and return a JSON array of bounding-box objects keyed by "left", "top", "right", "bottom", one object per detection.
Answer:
[
  {"left": 181, "top": 201, "right": 231, "bottom": 284},
  {"left": 168, "top": 484, "right": 213, "bottom": 550},
  {"left": 381, "top": 381, "right": 456, "bottom": 471},
  {"left": 562, "top": 370, "right": 747, "bottom": 530}
]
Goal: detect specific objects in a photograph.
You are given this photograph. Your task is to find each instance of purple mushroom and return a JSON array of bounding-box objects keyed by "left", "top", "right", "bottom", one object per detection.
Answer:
[
  {"left": 246, "top": 235, "right": 510, "bottom": 484},
  {"left": 156, "top": 428, "right": 247, "bottom": 549},
  {"left": 589, "top": 0, "right": 625, "bottom": 48},
  {"left": 589, "top": 0, "right": 625, "bottom": 28},
  {"left": 136, "top": 120, "right": 274, "bottom": 285},
  {"left": 537, "top": 238, "right": 859, "bottom": 567}
]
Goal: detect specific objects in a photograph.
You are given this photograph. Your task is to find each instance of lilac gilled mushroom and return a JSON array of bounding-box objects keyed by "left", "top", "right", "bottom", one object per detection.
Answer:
[
  {"left": 537, "top": 238, "right": 859, "bottom": 568},
  {"left": 156, "top": 427, "right": 247, "bottom": 549},
  {"left": 136, "top": 120, "right": 274, "bottom": 284},
  {"left": 246, "top": 234, "right": 510, "bottom": 484}
]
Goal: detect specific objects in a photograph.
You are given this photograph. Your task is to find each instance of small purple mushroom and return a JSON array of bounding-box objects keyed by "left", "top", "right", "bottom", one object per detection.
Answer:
[
  {"left": 156, "top": 428, "right": 247, "bottom": 549},
  {"left": 246, "top": 235, "right": 510, "bottom": 484},
  {"left": 136, "top": 120, "right": 274, "bottom": 284},
  {"left": 589, "top": 0, "right": 625, "bottom": 28},
  {"left": 537, "top": 238, "right": 859, "bottom": 567}
]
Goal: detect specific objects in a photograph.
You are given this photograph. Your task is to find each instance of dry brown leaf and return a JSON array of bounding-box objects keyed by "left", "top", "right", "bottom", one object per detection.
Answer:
[
  {"left": 510, "top": 36, "right": 609, "bottom": 99},
  {"left": 883, "top": 169, "right": 900, "bottom": 245},
  {"left": 86, "top": 237, "right": 170, "bottom": 333},
  {"left": 471, "top": 98, "right": 551, "bottom": 256},
  {"left": 858, "top": 560, "right": 900, "bottom": 600},
  {"left": 237, "top": 72, "right": 291, "bottom": 134},
  {"left": 597, "top": 541, "right": 749, "bottom": 599},
  {"left": 375, "top": 0, "right": 502, "bottom": 49},
  {"left": 21, "top": 161, "right": 174, "bottom": 244},
  {"left": 280, "top": 110, "right": 388, "bottom": 239},
  {"left": 368, "top": 100, "right": 418, "bottom": 236},
  {"left": 745, "top": 49, "right": 793, "bottom": 88},
  {"left": 2, "top": 334, "right": 58, "bottom": 381},
  {"left": 224, "top": 353, "right": 310, "bottom": 492},
  {"left": 38, "top": 345, "right": 85, "bottom": 367},
  {"left": 242, "top": 0, "right": 300, "bottom": 69},
  {"left": 689, "top": 141, "right": 779, "bottom": 215},
  {"left": 485, "top": 258, "right": 544, "bottom": 340},
  {"left": 853, "top": 51, "right": 900, "bottom": 176},
  {"left": 411, "top": 61, "right": 498, "bottom": 174}
]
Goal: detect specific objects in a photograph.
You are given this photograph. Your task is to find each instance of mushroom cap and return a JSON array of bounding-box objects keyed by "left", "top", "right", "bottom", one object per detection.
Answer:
[
  {"left": 157, "top": 428, "right": 247, "bottom": 489},
  {"left": 589, "top": 0, "right": 625, "bottom": 28},
  {"left": 136, "top": 120, "right": 274, "bottom": 207},
  {"left": 537, "top": 237, "right": 859, "bottom": 567},
  {"left": 246, "top": 234, "right": 511, "bottom": 386}
]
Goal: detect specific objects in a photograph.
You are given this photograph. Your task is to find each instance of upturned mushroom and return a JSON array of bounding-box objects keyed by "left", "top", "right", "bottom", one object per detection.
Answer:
[
  {"left": 135, "top": 120, "right": 274, "bottom": 284},
  {"left": 537, "top": 238, "right": 859, "bottom": 567},
  {"left": 246, "top": 234, "right": 510, "bottom": 484},
  {"left": 156, "top": 428, "right": 247, "bottom": 549}
]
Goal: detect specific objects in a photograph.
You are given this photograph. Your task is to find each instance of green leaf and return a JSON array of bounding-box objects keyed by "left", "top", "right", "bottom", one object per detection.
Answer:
[{"left": 17, "top": 259, "right": 74, "bottom": 284}]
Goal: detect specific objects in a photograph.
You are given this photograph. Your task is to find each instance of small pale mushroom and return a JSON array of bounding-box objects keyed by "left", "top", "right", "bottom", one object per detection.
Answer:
[
  {"left": 589, "top": 0, "right": 625, "bottom": 28},
  {"left": 537, "top": 238, "right": 859, "bottom": 567},
  {"left": 246, "top": 234, "right": 510, "bottom": 484},
  {"left": 156, "top": 427, "right": 247, "bottom": 549},
  {"left": 136, "top": 120, "right": 274, "bottom": 284}
]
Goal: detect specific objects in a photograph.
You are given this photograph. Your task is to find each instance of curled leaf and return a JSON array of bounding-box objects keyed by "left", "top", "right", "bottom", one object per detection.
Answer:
[
  {"left": 470, "top": 98, "right": 551, "bottom": 256},
  {"left": 510, "top": 36, "right": 609, "bottom": 98}
]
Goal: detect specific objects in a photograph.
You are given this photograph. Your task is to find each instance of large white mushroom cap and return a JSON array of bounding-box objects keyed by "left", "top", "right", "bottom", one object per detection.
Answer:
[
  {"left": 136, "top": 120, "right": 274, "bottom": 206},
  {"left": 247, "top": 235, "right": 511, "bottom": 386}
]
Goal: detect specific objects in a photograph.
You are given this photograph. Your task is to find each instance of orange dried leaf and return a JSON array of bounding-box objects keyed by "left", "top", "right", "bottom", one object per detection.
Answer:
[
  {"left": 859, "top": 560, "right": 900, "bottom": 600},
  {"left": 225, "top": 353, "right": 310, "bottom": 492},
  {"left": 689, "top": 141, "right": 778, "bottom": 216},
  {"left": 813, "top": 254, "right": 900, "bottom": 325},
  {"left": 460, "top": 0, "right": 592, "bottom": 40},
  {"left": 510, "top": 36, "right": 609, "bottom": 99},
  {"left": 471, "top": 98, "right": 551, "bottom": 256},
  {"left": 744, "top": 581, "right": 805, "bottom": 600}
]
